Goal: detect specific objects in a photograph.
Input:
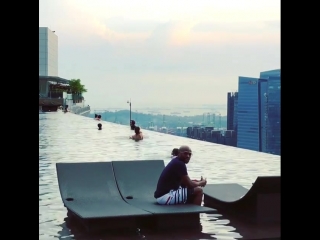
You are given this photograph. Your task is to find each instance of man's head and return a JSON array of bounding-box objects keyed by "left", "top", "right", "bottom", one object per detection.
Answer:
[{"left": 178, "top": 145, "right": 192, "bottom": 163}]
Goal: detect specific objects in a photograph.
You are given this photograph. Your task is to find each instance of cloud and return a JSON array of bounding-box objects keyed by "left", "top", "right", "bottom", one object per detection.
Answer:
[
  {"left": 105, "top": 17, "right": 159, "bottom": 33},
  {"left": 40, "top": 0, "right": 280, "bottom": 48},
  {"left": 192, "top": 21, "right": 265, "bottom": 33},
  {"left": 40, "top": 0, "right": 280, "bottom": 109},
  {"left": 144, "top": 21, "right": 178, "bottom": 46}
]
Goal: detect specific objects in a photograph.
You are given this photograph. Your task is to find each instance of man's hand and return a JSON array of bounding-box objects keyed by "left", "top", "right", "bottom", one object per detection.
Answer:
[
  {"left": 192, "top": 176, "right": 203, "bottom": 182},
  {"left": 182, "top": 175, "right": 207, "bottom": 188},
  {"left": 199, "top": 178, "right": 207, "bottom": 187}
]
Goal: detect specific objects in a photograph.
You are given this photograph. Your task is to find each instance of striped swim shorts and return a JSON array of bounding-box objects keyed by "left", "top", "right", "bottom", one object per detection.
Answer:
[{"left": 156, "top": 186, "right": 194, "bottom": 205}]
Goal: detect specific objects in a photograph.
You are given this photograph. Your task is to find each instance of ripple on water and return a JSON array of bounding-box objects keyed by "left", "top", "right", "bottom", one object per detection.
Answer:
[{"left": 39, "top": 112, "right": 280, "bottom": 239}]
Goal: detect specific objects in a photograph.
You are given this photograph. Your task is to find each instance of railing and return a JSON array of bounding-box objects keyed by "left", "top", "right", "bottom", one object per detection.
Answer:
[{"left": 72, "top": 106, "right": 91, "bottom": 115}]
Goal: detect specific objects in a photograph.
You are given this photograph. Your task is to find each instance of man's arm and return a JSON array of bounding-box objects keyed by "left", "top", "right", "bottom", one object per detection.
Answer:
[{"left": 181, "top": 175, "right": 206, "bottom": 188}]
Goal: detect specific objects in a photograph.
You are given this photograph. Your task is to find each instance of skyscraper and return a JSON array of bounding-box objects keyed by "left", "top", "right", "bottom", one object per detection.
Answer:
[
  {"left": 39, "top": 27, "right": 58, "bottom": 76},
  {"left": 235, "top": 69, "right": 280, "bottom": 154},
  {"left": 260, "top": 80, "right": 268, "bottom": 152},
  {"left": 261, "top": 70, "right": 281, "bottom": 155},
  {"left": 227, "top": 92, "right": 238, "bottom": 131},
  {"left": 237, "top": 77, "right": 261, "bottom": 151}
]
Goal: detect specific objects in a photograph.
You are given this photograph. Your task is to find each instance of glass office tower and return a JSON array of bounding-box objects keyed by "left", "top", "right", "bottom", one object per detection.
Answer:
[
  {"left": 236, "top": 70, "right": 280, "bottom": 154},
  {"left": 237, "top": 77, "right": 260, "bottom": 151},
  {"left": 260, "top": 69, "right": 280, "bottom": 79},
  {"left": 260, "top": 80, "right": 268, "bottom": 152},
  {"left": 227, "top": 92, "right": 238, "bottom": 130},
  {"left": 265, "top": 75, "right": 281, "bottom": 155},
  {"left": 260, "top": 69, "right": 281, "bottom": 155},
  {"left": 233, "top": 92, "right": 238, "bottom": 133}
]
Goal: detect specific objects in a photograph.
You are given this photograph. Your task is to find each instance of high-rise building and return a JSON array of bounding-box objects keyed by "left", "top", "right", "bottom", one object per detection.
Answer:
[
  {"left": 260, "top": 80, "right": 268, "bottom": 152},
  {"left": 39, "top": 27, "right": 66, "bottom": 110},
  {"left": 260, "top": 69, "right": 280, "bottom": 78},
  {"left": 235, "top": 69, "right": 280, "bottom": 155},
  {"left": 39, "top": 27, "right": 58, "bottom": 76},
  {"left": 233, "top": 92, "right": 238, "bottom": 133},
  {"left": 227, "top": 92, "right": 238, "bottom": 131},
  {"left": 261, "top": 70, "right": 281, "bottom": 155},
  {"left": 237, "top": 77, "right": 261, "bottom": 151},
  {"left": 38, "top": 27, "right": 90, "bottom": 115}
]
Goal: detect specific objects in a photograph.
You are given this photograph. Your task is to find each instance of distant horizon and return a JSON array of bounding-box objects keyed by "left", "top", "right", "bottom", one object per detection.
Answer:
[{"left": 90, "top": 104, "right": 228, "bottom": 116}]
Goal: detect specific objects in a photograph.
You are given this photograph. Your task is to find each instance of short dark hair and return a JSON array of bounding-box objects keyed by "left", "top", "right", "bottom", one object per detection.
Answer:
[
  {"left": 134, "top": 126, "right": 140, "bottom": 134},
  {"left": 130, "top": 120, "right": 136, "bottom": 130}
]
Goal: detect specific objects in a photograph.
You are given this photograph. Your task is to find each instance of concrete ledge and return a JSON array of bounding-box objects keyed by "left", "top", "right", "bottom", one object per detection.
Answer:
[{"left": 203, "top": 176, "right": 280, "bottom": 224}]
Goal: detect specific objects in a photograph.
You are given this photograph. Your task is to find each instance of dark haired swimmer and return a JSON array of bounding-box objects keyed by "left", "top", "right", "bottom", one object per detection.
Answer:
[
  {"left": 94, "top": 114, "right": 101, "bottom": 120},
  {"left": 130, "top": 126, "right": 143, "bottom": 140},
  {"left": 130, "top": 120, "right": 136, "bottom": 130},
  {"left": 98, "top": 123, "right": 102, "bottom": 130}
]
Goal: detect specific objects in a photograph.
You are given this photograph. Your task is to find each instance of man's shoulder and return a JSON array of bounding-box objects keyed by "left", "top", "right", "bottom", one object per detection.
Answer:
[{"left": 168, "top": 157, "right": 185, "bottom": 167}]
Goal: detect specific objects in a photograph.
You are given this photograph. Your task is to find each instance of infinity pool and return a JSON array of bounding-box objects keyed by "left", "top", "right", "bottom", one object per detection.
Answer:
[{"left": 39, "top": 112, "right": 280, "bottom": 239}]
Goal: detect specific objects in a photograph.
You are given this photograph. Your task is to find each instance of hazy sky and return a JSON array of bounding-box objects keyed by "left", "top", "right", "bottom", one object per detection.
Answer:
[{"left": 39, "top": 0, "right": 280, "bottom": 110}]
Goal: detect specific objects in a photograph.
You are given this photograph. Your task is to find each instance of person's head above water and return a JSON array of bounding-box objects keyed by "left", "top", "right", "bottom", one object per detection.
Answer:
[
  {"left": 171, "top": 148, "right": 179, "bottom": 156},
  {"left": 177, "top": 145, "right": 192, "bottom": 164},
  {"left": 134, "top": 126, "right": 141, "bottom": 134},
  {"left": 130, "top": 120, "right": 136, "bottom": 130},
  {"left": 98, "top": 123, "right": 102, "bottom": 130}
]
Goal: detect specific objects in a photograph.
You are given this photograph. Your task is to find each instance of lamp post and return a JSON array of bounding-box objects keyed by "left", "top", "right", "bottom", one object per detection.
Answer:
[{"left": 127, "top": 99, "right": 131, "bottom": 127}]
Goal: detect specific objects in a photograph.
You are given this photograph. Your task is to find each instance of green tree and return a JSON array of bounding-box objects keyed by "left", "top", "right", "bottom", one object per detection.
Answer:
[
  {"left": 68, "top": 79, "right": 87, "bottom": 94},
  {"left": 68, "top": 79, "right": 87, "bottom": 103}
]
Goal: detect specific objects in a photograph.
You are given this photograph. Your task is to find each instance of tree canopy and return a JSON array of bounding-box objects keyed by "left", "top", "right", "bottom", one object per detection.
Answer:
[{"left": 69, "top": 79, "right": 87, "bottom": 94}]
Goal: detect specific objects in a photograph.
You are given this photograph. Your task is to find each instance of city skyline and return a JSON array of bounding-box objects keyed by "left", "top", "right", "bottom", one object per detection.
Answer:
[{"left": 39, "top": 0, "right": 280, "bottom": 109}]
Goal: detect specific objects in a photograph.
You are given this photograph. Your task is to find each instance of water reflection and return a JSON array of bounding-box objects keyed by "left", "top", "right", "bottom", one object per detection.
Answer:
[{"left": 39, "top": 112, "right": 280, "bottom": 239}]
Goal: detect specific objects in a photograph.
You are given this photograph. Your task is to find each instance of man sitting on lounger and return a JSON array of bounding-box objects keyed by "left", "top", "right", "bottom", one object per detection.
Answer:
[{"left": 154, "top": 145, "right": 207, "bottom": 206}]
